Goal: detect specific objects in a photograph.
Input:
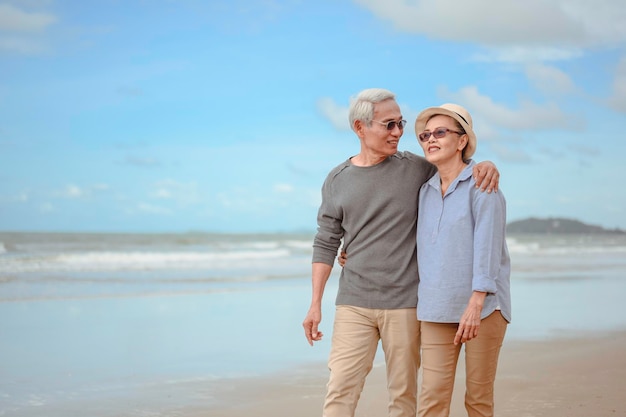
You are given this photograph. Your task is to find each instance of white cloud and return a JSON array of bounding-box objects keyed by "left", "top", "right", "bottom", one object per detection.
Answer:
[
  {"left": 307, "top": 188, "right": 321, "bottom": 208},
  {"left": 273, "top": 183, "right": 293, "bottom": 193},
  {"left": 201, "top": 0, "right": 292, "bottom": 35},
  {"left": 525, "top": 63, "right": 577, "bottom": 96},
  {"left": 560, "top": 0, "right": 626, "bottom": 44},
  {"left": 490, "top": 143, "right": 533, "bottom": 163},
  {"left": 124, "top": 156, "right": 161, "bottom": 167},
  {"left": 0, "top": 4, "right": 56, "bottom": 32},
  {"left": 356, "top": 0, "right": 626, "bottom": 46},
  {"left": 0, "top": 35, "right": 47, "bottom": 54},
  {"left": 0, "top": 3, "right": 57, "bottom": 54},
  {"left": 216, "top": 190, "right": 265, "bottom": 212},
  {"left": 65, "top": 184, "right": 83, "bottom": 198},
  {"left": 354, "top": 0, "right": 626, "bottom": 62},
  {"left": 153, "top": 189, "right": 172, "bottom": 199},
  {"left": 471, "top": 46, "right": 584, "bottom": 64},
  {"left": 15, "top": 191, "right": 28, "bottom": 202},
  {"left": 317, "top": 97, "right": 350, "bottom": 131},
  {"left": 40, "top": 202, "right": 54, "bottom": 212},
  {"left": 444, "top": 86, "right": 578, "bottom": 131},
  {"left": 151, "top": 179, "right": 200, "bottom": 205},
  {"left": 216, "top": 193, "right": 233, "bottom": 208},
  {"left": 53, "top": 183, "right": 111, "bottom": 199},
  {"left": 0, "top": 191, "right": 29, "bottom": 203},
  {"left": 92, "top": 183, "right": 111, "bottom": 192},
  {"left": 137, "top": 203, "right": 172, "bottom": 215},
  {"left": 608, "top": 56, "right": 626, "bottom": 113},
  {"left": 569, "top": 144, "right": 601, "bottom": 156}
]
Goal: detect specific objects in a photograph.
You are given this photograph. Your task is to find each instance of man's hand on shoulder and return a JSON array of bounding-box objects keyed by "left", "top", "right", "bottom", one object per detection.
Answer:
[{"left": 473, "top": 161, "right": 499, "bottom": 193}]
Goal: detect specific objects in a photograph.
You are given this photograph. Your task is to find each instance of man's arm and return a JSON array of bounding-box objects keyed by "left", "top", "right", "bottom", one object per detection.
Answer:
[
  {"left": 473, "top": 161, "right": 500, "bottom": 193},
  {"left": 302, "top": 262, "right": 333, "bottom": 346}
]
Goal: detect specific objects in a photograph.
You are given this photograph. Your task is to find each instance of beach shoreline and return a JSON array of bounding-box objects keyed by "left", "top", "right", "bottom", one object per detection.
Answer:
[
  {"left": 2, "top": 232, "right": 626, "bottom": 417},
  {"left": 197, "top": 329, "right": 626, "bottom": 417}
]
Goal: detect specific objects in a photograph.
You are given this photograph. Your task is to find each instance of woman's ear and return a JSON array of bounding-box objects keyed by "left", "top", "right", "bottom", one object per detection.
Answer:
[{"left": 458, "top": 134, "right": 469, "bottom": 152}]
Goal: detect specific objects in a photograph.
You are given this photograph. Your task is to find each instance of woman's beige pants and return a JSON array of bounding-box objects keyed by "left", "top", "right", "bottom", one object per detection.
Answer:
[{"left": 418, "top": 311, "right": 507, "bottom": 417}]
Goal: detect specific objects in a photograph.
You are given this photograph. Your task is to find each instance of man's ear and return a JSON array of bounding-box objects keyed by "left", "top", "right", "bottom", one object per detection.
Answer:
[{"left": 354, "top": 120, "right": 366, "bottom": 138}]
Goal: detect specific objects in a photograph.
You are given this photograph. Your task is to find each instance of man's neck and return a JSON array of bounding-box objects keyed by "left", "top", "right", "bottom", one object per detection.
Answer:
[{"left": 351, "top": 151, "right": 390, "bottom": 167}]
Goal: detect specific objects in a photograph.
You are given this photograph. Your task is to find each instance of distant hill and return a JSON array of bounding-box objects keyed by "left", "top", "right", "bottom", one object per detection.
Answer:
[{"left": 506, "top": 217, "right": 626, "bottom": 234}]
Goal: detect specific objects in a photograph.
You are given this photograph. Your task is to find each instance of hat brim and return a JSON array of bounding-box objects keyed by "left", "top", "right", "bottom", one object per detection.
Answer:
[{"left": 414, "top": 107, "right": 476, "bottom": 160}]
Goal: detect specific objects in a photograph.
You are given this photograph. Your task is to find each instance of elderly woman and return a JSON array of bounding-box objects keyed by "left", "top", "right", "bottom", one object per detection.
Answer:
[{"left": 414, "top": 103, "right": 511, "bottom": 417}]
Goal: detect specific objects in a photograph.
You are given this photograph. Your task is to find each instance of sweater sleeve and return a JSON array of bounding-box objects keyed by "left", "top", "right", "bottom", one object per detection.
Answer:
[{"left": 312, "top": 170, "right": 344, "bottom": 265}]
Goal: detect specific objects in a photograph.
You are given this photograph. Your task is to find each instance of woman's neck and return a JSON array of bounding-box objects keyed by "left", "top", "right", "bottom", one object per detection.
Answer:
[{"left": 436, "top": 158, "right": 467, "bottom": 195}]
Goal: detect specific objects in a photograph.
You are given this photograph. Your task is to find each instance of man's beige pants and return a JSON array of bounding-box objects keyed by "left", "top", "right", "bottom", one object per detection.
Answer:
[{"left": 323, "top": 305, "right": 420, "bottom": 417}]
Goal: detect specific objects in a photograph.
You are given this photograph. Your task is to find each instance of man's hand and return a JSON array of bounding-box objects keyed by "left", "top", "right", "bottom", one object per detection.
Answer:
[
  {"left": 302, "top": 307, "right": 324, "bottom": 346},
  {"left": 473, "top": 161, "right": 499, "bottom": 193}
]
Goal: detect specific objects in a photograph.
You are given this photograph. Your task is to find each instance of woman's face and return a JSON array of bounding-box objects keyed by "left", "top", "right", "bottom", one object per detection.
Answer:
[{"left": 418, "top": 114, "right": 467, "bottom": 165}]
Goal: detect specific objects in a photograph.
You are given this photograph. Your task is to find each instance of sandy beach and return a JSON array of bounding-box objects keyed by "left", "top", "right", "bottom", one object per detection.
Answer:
[
  {"left": 2, "top": 233, "right": 626, "bottom": 417},
  {"left": 200, "top": 330, "right": 626, "bottom": 417}
]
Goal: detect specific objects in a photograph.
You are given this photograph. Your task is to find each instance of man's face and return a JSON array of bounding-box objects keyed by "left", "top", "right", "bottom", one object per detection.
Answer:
[{"left": 360, "top": 99, "right": 404, "bottom": 157}]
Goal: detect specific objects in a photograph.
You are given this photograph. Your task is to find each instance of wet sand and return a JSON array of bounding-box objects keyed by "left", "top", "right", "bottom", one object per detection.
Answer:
[{"left": 198, "top": 330, "right": 626, "bottom": 417}]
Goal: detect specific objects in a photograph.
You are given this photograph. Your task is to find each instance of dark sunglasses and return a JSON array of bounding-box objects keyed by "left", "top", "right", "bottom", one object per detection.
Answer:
[
  {"left": 372, "top": 119, "right": 407, "bottom": 131},
  {"left": 418, "top": 127, "right": 463, "bottom": 142}
]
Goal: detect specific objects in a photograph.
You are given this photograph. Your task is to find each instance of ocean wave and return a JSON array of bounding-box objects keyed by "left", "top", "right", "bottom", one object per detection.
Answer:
[
  {"left": 506, "top": 238, "right": 541, "bottom": 254},
  {"left": 506, "top": 236, "right": 626, "bottom": 255},
  {"left": 0, "top": 248, "right": 298, "bottom": 273}
]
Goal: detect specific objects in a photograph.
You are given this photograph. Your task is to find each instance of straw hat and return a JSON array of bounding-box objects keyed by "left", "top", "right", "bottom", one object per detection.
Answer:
[{"left": 414, "top": 103, "right": 476, "bottom": 160}]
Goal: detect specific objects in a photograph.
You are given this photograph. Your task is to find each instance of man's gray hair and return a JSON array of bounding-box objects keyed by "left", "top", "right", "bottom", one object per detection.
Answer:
[{"left": 348, "top": 88, "right": 396, "bottom": 132}]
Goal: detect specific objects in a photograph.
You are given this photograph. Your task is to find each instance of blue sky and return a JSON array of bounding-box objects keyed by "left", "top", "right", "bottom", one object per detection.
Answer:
[{"left": 1, "top": 0, "right": 625, "bottom": 233}]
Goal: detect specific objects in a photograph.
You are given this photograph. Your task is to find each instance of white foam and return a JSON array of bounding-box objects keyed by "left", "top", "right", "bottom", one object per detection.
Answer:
[
  {"left": 505, "top": 236, "right": 626, "bottom": 255},
  {"left": 0, "top": 248, "right": 293, "bottom": 273}
]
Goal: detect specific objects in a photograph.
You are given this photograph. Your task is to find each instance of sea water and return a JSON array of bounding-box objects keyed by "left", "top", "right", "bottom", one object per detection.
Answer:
[{"left": 1, "top": 232, "right": 625, "bottom": 416}]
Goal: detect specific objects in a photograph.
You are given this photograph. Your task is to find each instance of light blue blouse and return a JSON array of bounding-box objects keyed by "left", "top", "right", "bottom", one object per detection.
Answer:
[{"left": 416, "top": 160, "right": 511, "bottom": 323}]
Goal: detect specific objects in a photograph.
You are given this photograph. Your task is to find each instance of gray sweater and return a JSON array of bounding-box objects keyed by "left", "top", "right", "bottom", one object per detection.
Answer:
[{"left": 312, "top": 151, "right": 436, "bottom": 309}]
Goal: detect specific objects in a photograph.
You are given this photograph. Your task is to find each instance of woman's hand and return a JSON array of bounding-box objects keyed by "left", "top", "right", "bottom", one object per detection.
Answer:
[
  {"left": 337, "top": 251, "right": 347, "bottom": 267},
  {"left": 454, "top": 291, "right": 487, "bottom": 345}
]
